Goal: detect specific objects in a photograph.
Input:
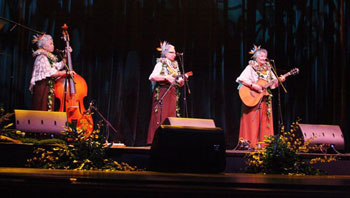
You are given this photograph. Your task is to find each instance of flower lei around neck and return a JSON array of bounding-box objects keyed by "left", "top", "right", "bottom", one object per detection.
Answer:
[
  {"left": 153, "top": 58, "right": 181, "bottom": 117},
  {"left": 33, "top": 48, "right": 59, "bottom": 111},
  {"left": 249, "top": 60, "right": 271, "bottom": 76},
  {"left": 249, "top": 60, "right": 274, "bottom": 123},
  {"left": 33, "top": 48, "right": 59, "bottom": 65}
]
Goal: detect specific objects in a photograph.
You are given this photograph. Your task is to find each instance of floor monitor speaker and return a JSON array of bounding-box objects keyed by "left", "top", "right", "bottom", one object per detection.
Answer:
[
  {"left": 163, "top": 117, "right": 216, "bottom": 128},
  {"left": 299, "top": 124, "right": 344, "bottom": 150},
  {"left": 150, "top": 123, "right": 226, "bottom": 173}
]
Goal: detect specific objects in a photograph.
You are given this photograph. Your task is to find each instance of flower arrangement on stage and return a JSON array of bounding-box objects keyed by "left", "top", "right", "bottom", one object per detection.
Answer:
[
  {"left": 0, "top": 106, "right": 137, "bottom": 171},
  {"left": 0, "top": 106, "right": 20, "bottom": 144},
  {"left": 26, "top": 121, "right": 137, "bottom": 171},
  {"left": 245, "top": 119, "right": 338, "bottom": 175}
]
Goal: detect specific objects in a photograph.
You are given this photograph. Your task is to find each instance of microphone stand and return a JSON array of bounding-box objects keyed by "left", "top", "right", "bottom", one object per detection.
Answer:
[
  {"left": 269, "top": 60, "right": 286, "bottom": 135},
  {"left": 177, "top": 54, "right": 190, "bottom": 117},
  {"left": 89, "top": 103, "right": 121, "bottom": 144},
  {"left": 154, "top": 81, "right": 177, "bottom": 125}
]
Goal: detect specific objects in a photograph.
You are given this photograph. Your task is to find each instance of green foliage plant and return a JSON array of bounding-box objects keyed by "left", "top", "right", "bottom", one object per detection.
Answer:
[
  {"left": 245, "top": 119, "right": 337, "bottom": 175},
  {"left": 26, "top": 121, "right": 138, "bottom": 171}
]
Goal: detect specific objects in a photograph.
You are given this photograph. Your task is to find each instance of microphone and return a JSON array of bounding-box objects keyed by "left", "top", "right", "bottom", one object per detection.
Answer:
[
  {"left": 55, "top": 49, "right": 65, "bottom": 53},
  {"left": 176, "top": 52, "right": 183, "bottom": 56},
  {"left": 265, "top": 58, "right": 274, "bottom": 62}
]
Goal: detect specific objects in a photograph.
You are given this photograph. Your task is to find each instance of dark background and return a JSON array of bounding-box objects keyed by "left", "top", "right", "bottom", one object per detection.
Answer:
[{"left": 0, "top": 0, "right": 349, "bottom": 150}]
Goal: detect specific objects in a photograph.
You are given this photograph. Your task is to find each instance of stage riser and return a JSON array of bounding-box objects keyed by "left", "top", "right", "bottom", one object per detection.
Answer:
[
  {"left": 1, "top": 167, "right": 350, "bottom": 198},
  {"left": 1, "top": 144, "right": 350, "bottom": 175}
]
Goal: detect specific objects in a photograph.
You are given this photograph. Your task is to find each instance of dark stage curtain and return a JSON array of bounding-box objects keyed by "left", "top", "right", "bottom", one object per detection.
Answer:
[{"left": 0, "top": 0, "right": 349, "bottom": 150}]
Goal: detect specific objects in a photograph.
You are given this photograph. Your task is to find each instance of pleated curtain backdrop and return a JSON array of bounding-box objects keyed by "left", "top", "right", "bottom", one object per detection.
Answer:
[{"left": 0, "top": 0, "right": 349, "bottom": 150}]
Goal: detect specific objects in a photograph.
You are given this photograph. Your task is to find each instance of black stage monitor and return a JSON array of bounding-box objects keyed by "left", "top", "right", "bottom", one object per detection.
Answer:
[{"left": 150, "top": 118, "right": 226, "bottom": 173}]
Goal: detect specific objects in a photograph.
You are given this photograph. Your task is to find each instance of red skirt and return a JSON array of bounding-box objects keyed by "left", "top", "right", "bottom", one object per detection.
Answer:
[
  {"left": 147, "top": 86, "right": 177, "bottom": 145},
  {"left": 238, "top": 98, "right": 274, "bottom": 148},
  {"left": 31, "top": 78, "right": 54, "bottom": 111}
]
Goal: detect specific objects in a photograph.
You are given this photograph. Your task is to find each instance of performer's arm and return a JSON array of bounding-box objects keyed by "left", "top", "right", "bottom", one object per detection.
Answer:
[
  {"left": 240, "top": 80, "right": 262, "bottom": 92},
  {"left": 176, "top": 72, "right": 190, "bottom": 87},
  {"left": 270, "top": 74, "right": 286, "bottom": 89},
  {"left": 236, "top": 66, "right": 262, "bottom": 92},
  {"left": 149, "top": 62, "right": 175, "bottom": 84}
]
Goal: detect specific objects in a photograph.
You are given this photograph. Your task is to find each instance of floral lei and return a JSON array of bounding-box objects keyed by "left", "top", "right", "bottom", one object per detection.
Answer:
[
  {"left": 33, "top": 49, "right": 59, "bottom": 111},
  {"left": 249, "top": 60, "right": 274, "bottom": 124},
  {"left": 154, "top": 58, "right": 181, "bottom": 117}
]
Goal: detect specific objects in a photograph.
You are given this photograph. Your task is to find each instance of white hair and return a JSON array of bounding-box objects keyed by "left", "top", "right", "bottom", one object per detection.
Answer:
[
  {"left": 160, "top": 41, "right": 174, "bottom": 58},
  {"left": 252, "top": 48, "right": 268, "bottom": 60},
  {"left": 32, "top": 34, "right": 53, "bottom": 49}
]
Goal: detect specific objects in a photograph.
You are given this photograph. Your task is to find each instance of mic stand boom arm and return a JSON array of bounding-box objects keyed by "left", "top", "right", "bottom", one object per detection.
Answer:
[
  {"left": 269, "top": 60, "right": 287, "bottom": 93},
  {"left": 90, "top": 105, "right": 118, "bottom": 142},
  {"left": 0, "top": 16, "right": 44, "bottom": 34},
  {"left": 154, "top": 81, "right": 177, "bottom": 124}
]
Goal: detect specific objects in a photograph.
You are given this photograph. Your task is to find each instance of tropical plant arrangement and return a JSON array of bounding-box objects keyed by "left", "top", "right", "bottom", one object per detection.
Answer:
[
  {"left": 0, "top": 105, "right": 21, "bottom": 144},
  {"left": 26, "top": 121, "right": 137, "bottom": 171},
  {"left": 0, "top": 106, "right": 137, "bottom": 171},
  {"left": 245, "top": 119, "right": 338, "bottom": 175}
]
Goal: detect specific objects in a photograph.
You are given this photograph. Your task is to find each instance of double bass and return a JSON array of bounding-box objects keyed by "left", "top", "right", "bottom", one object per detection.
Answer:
[{"left": 54, "top": 24, "right": 93, "bottom": 138}]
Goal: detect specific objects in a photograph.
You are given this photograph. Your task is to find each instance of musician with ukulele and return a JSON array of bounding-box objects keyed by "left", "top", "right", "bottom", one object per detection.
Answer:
[
  {"left": 30, "top": 34, "right": 74, "bottom": 111},
  {"left": 147, "top": 41, "right": 190, "bottom": 145},
  {"left": 236, "top": 45, "right": 285, "bottom": 149}
]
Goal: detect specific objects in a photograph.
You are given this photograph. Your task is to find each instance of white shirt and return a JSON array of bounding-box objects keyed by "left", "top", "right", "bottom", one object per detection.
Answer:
[
  {"left": 236, "top": 61, "right": 277, "bottom": 89},
  {"left": 149, "top": 58, "right": 180, "bottom": 80},
  {"left": 29, "top": 50, "right": 64, "bottom": 91}
]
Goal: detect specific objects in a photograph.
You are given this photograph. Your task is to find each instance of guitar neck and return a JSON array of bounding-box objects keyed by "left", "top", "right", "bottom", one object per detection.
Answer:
[
  {"left": 282, "top": 72, "right": 292, "bottom": 79},
  {"left": 262, "top": 71, "right": 290, "bottom": 89}
]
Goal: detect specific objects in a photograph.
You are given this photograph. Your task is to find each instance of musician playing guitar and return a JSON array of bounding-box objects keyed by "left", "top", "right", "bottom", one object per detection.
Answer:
[{"left": 236, "top": 45, "right": 286, "bottom": 149}]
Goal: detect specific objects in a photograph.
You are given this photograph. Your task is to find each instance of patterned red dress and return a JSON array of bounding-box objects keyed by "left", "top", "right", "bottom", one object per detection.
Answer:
[
  {"left": 236, "top": 60, "right": 277, "bottom": 148},
  {"left": 30, "top": 49, "right": 64, "bottom": 111},
  {"left": 147, "top": 58, "right": 181, "bottom": 145}
]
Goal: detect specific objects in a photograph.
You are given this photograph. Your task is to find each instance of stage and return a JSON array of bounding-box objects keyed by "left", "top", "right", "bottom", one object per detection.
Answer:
[
  {"left": 1, "top": 167, "right": 350, "bottom": 197},
  {"left": 1, "top": 143, "right": 350, "bottom": 197},
  {"left": 109, "top": 146, "right": 350, "bottom": 175},
  {"left": 1, "top": 143, "right": 350, "bottom": 175}
]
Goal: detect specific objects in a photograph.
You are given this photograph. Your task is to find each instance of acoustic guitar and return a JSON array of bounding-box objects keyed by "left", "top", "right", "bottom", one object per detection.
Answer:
[{"left": 239, "top": 68, "right": 299, "bottom": 107}]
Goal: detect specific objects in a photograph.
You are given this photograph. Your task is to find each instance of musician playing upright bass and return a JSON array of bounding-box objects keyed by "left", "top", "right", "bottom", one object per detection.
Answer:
[
  {"left": 236, "top": 45, "right": 285, "bottom": 149},
  {"left": 30, "top": 34, "right": 74, "bottom": 111}
]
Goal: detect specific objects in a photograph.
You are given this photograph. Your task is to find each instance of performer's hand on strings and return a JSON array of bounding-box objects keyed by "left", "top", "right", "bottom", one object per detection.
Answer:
[
  {"left": 165, "top": 75, "right": 175, "bottom": 84},
  {"left": 67, "top": 70, "right": 76, "bottom": 76},
  {"left": 279, "top": 75, "right": 286, "bottom": 82},
  {"left": 65, "top": 46, "right": 73, "bottom": 53},
  {"left": 251, "top": 83, "right": 263, "bottom": 92}
]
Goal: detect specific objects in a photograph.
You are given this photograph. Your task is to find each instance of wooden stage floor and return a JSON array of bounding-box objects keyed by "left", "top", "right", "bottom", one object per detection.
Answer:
[
  {"left": 107, "top": 146, "right": 350, "bottom": 175},
  {"left": 2, "top": 143, "right": 350, "bottom": 174},
  {"left": 1, "top": 167, "right": 350, "bottom": 197},
  {"left": 1, "top": 144, "right": 350, "bottom": 197}
]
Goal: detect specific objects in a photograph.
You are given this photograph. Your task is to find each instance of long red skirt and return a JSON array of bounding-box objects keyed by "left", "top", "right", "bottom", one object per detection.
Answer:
[
  {"left": 31, "top": 78, "right": 54, "bottom": 111},
  {"left": 238, "top": 98, "right": 274, "bottom": 148},
  {"left": 147, "top": 86, "right": 177, "bottom": 145}
]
